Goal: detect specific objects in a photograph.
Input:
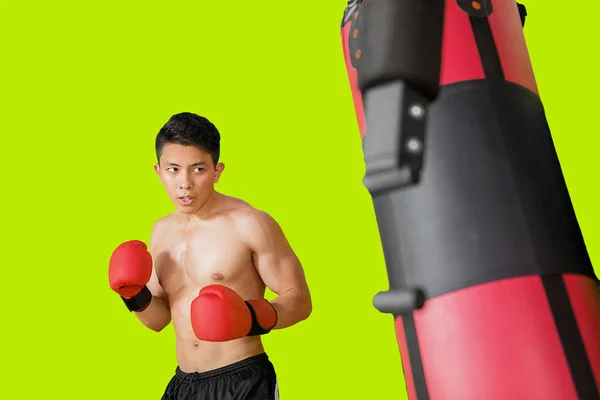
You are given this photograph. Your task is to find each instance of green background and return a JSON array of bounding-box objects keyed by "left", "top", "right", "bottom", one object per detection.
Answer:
[{"left": 1, "top": 1, "right": 598, "bottom": 398}]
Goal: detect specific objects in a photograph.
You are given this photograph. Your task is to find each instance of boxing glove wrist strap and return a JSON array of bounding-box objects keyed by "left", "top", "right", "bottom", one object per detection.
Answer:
[
  {"left": 121, "top": 285, "right": 152, "bottom": 312},
  {"left": 245, "top": 300, "right": 278, "bottom": 336}
]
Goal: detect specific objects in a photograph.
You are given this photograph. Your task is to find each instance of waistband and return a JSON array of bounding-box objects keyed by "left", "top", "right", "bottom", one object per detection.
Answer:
[{"left": 175, "top": 353, "right": 270, "bottom": 381}]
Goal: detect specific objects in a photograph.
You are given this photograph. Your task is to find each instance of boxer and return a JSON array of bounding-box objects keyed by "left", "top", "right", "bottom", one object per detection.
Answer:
[{"left": 109, "top": 112, "right": 312, "bottom": 399}]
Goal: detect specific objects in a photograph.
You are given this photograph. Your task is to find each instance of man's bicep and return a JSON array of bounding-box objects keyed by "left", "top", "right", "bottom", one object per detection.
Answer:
[
  {"left": 148, "top": 222, "right": 170, "bottom": 307},
  {"left": 250, "top": 213, "right": 309, "bottom": 295},
  {"left": 255, "top": 249, "right": 307, "bottom": 293}
]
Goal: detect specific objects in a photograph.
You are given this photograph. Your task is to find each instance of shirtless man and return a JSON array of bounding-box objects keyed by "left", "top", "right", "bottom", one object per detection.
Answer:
[{"left": 108, "top": 112, "right": 312, "bottom": 399}]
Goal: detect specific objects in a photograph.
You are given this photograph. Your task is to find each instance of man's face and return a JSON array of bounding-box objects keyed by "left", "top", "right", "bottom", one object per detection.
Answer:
[{"left": 154, "top": 143, "right": 224, "bottom": 214}]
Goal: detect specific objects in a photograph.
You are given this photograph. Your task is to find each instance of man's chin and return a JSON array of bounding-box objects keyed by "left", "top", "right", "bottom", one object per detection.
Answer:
[{"left": 174, "top": 205, "right": 196, "bottom": 213}]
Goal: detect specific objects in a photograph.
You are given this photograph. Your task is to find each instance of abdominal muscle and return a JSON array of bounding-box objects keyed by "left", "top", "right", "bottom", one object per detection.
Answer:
[{"left": 168, "top": 286, "right": 266, "bottom": 373}]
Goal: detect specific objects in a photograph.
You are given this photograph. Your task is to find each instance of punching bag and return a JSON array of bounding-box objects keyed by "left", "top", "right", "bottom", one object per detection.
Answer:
[{"left": 341, "top": 1, "right": 600, "bottom": 399}]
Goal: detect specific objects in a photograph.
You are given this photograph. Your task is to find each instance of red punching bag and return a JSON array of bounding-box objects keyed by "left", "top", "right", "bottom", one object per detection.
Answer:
[{"left": 341, "top": 1, "right": 600, "bottom": 399}]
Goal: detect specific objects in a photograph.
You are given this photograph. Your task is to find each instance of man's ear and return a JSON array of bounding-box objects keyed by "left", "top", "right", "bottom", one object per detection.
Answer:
[
  {"left": 214, "top": 162, "right": 225, "bottom": 183},
  {"left": 154, "top": 163, "right": 161, "bottom": 180}
]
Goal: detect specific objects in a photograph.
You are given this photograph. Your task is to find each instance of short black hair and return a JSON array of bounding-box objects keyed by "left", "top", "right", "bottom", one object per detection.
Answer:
[{"left": 155, "top": 112, "right": 221, "bottom": 165}]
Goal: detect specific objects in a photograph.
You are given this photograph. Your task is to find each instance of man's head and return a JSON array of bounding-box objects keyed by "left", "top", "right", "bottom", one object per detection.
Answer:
[{"left": 154, "top": 112, "right": 225, "bottom": 214}]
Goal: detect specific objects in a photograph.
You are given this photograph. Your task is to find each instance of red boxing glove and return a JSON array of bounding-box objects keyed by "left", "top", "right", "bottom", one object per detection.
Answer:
[
  {"left": 109, "top": 240, "right": 153, "bottom": 301},
  {"left": 191, "top": 284, "right": 278, "bottom": 342}
]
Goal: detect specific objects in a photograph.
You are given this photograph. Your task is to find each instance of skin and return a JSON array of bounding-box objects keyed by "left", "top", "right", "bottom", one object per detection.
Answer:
[{"left": 134, "top": 143, "right": 312, "bottom": 372}]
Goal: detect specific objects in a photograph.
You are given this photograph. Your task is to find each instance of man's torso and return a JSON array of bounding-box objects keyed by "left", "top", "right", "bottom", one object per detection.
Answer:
[{"left": 152, "top": 195, "right": 268, "bottom": 372}]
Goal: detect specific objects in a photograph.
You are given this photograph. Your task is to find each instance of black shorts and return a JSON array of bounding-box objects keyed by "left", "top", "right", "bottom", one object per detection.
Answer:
[{"left": 161, "top": 353, "right": 279, "bottom": 400}]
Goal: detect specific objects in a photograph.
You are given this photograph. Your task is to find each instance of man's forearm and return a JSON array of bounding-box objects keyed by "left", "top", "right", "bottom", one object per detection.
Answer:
[
  {"left": 269, "top": 289, "right": 312, "bottom": 329},
  {"left": 134, "top": 296, "right": 172, "bottom": 332}
]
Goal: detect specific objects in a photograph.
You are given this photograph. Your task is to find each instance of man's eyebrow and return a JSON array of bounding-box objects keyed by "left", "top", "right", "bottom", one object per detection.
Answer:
[{"left": 165, "top": 161, "right": 207, "bottom": 167}]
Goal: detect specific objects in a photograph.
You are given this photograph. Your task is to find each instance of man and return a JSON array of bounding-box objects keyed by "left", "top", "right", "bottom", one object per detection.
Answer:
[{"left": 108, "top": 112, "right": 312, "bottom": 399}]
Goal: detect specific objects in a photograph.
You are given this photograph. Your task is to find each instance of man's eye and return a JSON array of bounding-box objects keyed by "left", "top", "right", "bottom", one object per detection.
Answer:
[
  {"left": 168, "top": 167, "right": 178, "bottom": 172},
  {"left": 195, "top": 168, "right": 205, "bottom": 172}
]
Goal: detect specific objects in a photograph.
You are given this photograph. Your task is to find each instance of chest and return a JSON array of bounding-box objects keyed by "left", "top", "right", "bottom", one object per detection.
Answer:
[{"left": 152, "top": 225, "right": 253, "bottom": 293}]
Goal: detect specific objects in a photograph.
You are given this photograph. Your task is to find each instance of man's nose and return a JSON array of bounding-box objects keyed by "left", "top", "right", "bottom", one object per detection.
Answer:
[{"left": 178, "top": 174, "right": 192, "bottom": 189}]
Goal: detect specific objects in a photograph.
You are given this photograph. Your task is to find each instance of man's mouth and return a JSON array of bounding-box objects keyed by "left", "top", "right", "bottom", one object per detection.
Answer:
[{"left": 178, "top": 196, "right": 194, "bottom": 205}]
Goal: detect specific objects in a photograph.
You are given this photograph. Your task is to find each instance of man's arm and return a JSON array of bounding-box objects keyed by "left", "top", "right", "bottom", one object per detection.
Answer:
[
  {"left": 241, "top": 209, "right": 312, "bottom": 330},
  {"left": 133, "top": 270, "right": 171, "bottom": 332},
  {"left": 133, "top": 221, "right": 172, "bottom": 333}
]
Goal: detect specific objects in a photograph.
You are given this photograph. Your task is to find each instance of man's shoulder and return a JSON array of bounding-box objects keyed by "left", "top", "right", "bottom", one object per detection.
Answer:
[
  {"left": 151, "top": 213, "right": 175, "bottom": 235},
  {"left": 226, "top": 201, "right": 269, "bottom": 222},
  {"left": 216, "top": 193, "right": 279, "bottom": 234},
  {"left": 218, "top": 194, "right": 262, "bottom": 219},
  {"left": 228, "top": 204, "right": 279, "bottom": 238}
]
